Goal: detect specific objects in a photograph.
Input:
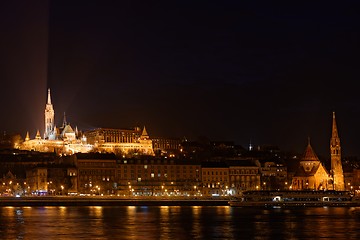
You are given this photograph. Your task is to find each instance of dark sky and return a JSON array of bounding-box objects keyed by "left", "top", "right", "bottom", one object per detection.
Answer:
[{"left": 1, "top": 0, "right": 360, "bottom": 158}]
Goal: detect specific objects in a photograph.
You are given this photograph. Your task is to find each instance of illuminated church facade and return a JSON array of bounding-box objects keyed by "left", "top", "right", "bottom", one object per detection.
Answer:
[
  {"left": 20, "top": 89, "right": 154, "bottom": 156},
  {"left": 291, "top": 112, "right": 345, "bottom": 191}
]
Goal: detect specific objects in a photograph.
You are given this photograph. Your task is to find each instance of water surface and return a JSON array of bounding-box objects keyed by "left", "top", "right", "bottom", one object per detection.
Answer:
[{"left": 1, "top": 206, "right": 359, "bottom": 239}]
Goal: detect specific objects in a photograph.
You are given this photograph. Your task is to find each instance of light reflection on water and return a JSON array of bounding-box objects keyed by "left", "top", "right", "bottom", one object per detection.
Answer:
[{"left": 0, "top": 206, "right": 360, "bottom": 239}]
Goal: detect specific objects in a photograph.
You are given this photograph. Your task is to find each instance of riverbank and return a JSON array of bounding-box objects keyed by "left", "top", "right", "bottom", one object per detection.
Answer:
[{"left": 0, "top": 196, "right": 230, "bottom": 207}]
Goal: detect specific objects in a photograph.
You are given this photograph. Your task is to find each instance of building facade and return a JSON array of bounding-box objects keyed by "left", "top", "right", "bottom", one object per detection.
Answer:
[
  {"left": 74, "top": 153, "right": 117, "bottom": 195},
  {"left": 291, "top": 141, "right": 330, "bottom": 190},
  {"left": 228, "top": 160, "right": 261, "bottom": 194},
  {"left": 20, "top": 89, "right": 154, "bottom": 156},
  {"left": 116, "top": 157, "right": 201, "bottom": 196},
  {"left": 201, "top": 162, "right": 230, "bottom": 196},
  {"left": 85, "top": 127, "right": 154, "bottom": 156}
]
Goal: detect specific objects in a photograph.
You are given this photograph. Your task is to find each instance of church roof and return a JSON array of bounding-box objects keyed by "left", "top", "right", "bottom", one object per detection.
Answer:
[
  {"left": 62, "top": 124, "right": 74, "bottom": 134},
  {"left": 301, "top": 141, "right": 319, "bottom": 162}
]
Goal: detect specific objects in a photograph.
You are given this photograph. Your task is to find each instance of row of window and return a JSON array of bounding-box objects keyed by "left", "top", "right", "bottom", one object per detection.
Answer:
[
  {"left": 118, "top": 172, "right": 199, "bottom": 179},
  {"left": 230, "top": 170, "right": 258, "bottom": 175},
  {"left": 202, "top": 171, "right": 228, "bottom": 176}
]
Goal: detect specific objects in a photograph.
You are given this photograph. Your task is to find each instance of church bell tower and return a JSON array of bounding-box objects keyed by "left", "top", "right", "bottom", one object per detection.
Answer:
[
  {"left": 44, "top": 88, "right": 55, "bottom": 139},
  {"left": 330, "top": 112, "right": 345, "bottom": 191}
]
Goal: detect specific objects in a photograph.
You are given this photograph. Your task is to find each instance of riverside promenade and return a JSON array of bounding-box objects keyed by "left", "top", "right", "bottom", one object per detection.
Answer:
[{"left": 0, "top": 196, "right": 230, "bottom": 207}]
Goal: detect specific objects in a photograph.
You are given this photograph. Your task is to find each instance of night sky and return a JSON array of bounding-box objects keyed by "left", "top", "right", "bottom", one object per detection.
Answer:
[{"left": 1, "top": 1, "right": 360, "bottom": 158}]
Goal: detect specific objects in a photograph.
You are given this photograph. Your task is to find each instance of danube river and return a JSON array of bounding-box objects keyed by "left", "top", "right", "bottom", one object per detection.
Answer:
[{"left": 1, "top": 206, "right": 360, "bottom": 239}]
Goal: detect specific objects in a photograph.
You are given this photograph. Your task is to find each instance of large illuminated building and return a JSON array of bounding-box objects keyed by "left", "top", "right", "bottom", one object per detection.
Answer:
[
  {"left": 20, "top": 89, "right": 154, "bottom": 156},
  {"left": 84, "top": 127, "right": 154, "bottom": 156},
  {"left": 291, "top": 112, "right": 345, "bottom": 190},
  {"left": 291, "top": 139, "right": 330, "bottom": 190}
]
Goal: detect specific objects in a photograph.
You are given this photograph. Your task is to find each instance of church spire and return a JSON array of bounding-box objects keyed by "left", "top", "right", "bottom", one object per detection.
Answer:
[
  {"left": 332, "top": 111, "right": 339, "bottom": 139},
  {"left": 330, "top": 111, "right": 344, "bottom": 190},
  {"left": 44, "top": 88, "right": 55, "bottom": 139},
  {"left": 35, "top": 129, "right": 41, "bottom": 139},
  {"left": 47, "top": 88, "right": 52, "bottom": 105},
  {"left": 25, "top": 131, "right": 30, "bottom": 141},
  {"left": 62, "top": 112, "right": 67, "bottom": 128},
  {"left": 330, "top": 111, "right": 340, "bottom": 148}
]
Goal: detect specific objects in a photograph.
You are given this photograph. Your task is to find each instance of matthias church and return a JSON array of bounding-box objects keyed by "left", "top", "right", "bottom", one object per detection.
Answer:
[{"left": 20, "top": 89, "right": 154, "bottom": 156}]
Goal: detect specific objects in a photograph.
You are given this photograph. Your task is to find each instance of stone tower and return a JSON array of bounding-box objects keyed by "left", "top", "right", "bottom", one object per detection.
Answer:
[
  {"left": 330, "top": 112, "right": 345, "bottom": 190},
  {"left": 44, "top": 88, "right": 55, "bottom": 139}
]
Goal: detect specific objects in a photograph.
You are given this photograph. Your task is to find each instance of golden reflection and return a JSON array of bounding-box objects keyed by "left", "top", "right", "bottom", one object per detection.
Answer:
[
  {"left": 89, "top": 206, "right": 103, "bottom": 218},
  {"left": 3, "top": 206, "right": 15, "bottom": 217},
  {"left": 224, "top": 206, "right": 230, "bottom": 215},
  {"left": 86, "top": 206, "right": 105, "bottom": 238},
  {"left": 192, "top": 206, "right": 201, "bottom": 217},
  {"left": 127, "top": 206, "right": 136, "bottom": 215},
  {"left": 125, "top": 206, "right": 139, "bottom": 240},
  {"left": 191, "top": 206, "right": 202, "bottom": 238},
  {"left": 160, "top": 206, "right": 170, "bottom": 239},
  {"left": 160, "top": 206, "right": 169, "bottom": 213},
  {"left": 215, "top": 206, "right": 230, "bottom": 215},
  {"left": 58, "top": 206, "right": 67, "bottom": 217}
]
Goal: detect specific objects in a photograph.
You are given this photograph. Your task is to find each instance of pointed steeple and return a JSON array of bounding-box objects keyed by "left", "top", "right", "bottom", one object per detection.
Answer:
[
  {"left": 44, "top": 88, "right": 55, "bottom": 139},
  {"left": 141, "top": 126, "right": 148, "bottom": 137},
  {"left": 62, "top": 112, "right": 67, "bottom": 128},
  {"left": 25, "top": 131, "right": 30, "bottom": 141},
  {"left": 35, "top": 130, "right": 41, "bottom": 139},
  {"left": 330, "top": 111, "right": 341, "bottom": 150},
  {"left": 332, "top": 111, "right": 339, "bottom": 139},
  {"left": 47, "top": 88, "right": 52, "bottom": 104},
  {"left": 140, "top": 126, "right": 149, "bottom": 140}
]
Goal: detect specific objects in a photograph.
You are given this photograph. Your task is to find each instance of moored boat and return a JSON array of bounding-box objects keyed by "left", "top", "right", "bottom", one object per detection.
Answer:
[{"left": 229, "top": 190, "right": 358, "bottom": 207}]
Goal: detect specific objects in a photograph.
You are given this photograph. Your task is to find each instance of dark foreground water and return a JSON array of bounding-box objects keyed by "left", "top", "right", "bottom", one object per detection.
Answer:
[{"left": 1, "top": 206, "right": 360, "bottom": 239}]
